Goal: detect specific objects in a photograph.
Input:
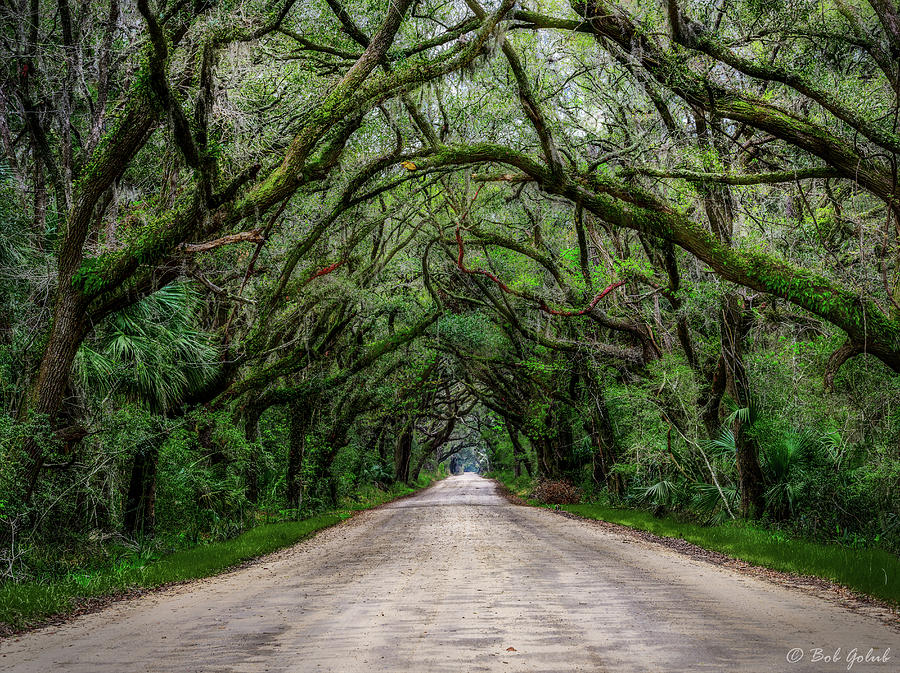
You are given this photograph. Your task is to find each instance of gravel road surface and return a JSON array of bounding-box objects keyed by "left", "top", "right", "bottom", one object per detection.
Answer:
[{"left": 1, "top": 473, "right": 897, "bottom": 672}]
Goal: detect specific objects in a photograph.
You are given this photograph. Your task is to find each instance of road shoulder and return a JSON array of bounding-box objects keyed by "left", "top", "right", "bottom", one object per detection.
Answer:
[{"left": 491, "top": 478, "right": 900, "bottom": 632}]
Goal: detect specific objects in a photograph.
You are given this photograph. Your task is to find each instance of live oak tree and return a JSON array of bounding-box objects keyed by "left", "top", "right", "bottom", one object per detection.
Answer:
[
  {"left": 0, "top": 0, "right": 514, "bottom": 505},
  {"left": 2, "top": 0, "right": 900, "bottom": 570}
]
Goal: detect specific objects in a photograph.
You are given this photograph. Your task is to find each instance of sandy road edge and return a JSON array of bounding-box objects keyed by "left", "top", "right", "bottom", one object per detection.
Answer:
[
  {"left": 490, "top": 478, "right": 900, "bottom": 631},
  {"left": 0, "top": 477, "right": 446, "bottom": 640}
]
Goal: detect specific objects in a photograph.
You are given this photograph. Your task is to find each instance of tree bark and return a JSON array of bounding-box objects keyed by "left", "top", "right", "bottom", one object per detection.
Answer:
[
  {"left": 123, "top": 438, "right": 161, "bottom": 537},
  {"left": 699, "top": 356, "right": 727, "bottom": 438},
  {"left": 243, "top": 405, "right": 262, "bottom": 504},
  {"left": 11, "top": 288, "right": 89, "bottom": 504},
  {"left": 507, "top": 424, "right": 524, "bottom": 477},
  {"left": 508, "top": 425, "right": 534, "bottom": 478},
  {"left": 587, "top": 387, "right": 623, "bottom": 495},
  {"left": 286, "top": 399, "right": 309, "bottom": 510},
  {"left": 394, "top": 422, "right": 413, "bottom": 484},
  {"left": 721, "top": 293, "right": 765, "bottom": 517}
]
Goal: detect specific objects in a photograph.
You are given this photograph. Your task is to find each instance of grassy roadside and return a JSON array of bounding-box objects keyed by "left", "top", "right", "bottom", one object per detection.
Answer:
[
  {"left": 491, "top": 472, "right": 900, "bottom": 605},
  {"left": 0, "top": 474, "right": 440, "bottom": 633}
]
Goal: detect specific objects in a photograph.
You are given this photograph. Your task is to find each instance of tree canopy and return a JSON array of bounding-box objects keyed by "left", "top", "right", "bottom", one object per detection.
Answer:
[{"left": 2, "top": 0, "right": 900, "bottom": 575}]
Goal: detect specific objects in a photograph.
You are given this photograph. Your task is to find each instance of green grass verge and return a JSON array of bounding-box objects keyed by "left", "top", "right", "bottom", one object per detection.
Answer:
[
  {"left": 344, "top": 471, "right": 439, "bottom": 510},
  {"left": 564, "top": 503, "right": 900, "bottom": 604},
  {"left": 490, "top": 472, "right": 900, "bottom": 605},
  {"left": 0, "top": 475, "right": 440, "bottom": 632}
]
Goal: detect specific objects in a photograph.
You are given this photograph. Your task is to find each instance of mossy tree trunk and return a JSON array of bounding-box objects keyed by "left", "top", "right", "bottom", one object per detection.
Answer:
[
  {"left": 243, "top": 405, "right": 262, "bottom": 505},
  {"left": 394, "top": 421, "right": 414, "bottom": 484},
  {"left": 506, "top": 424, "right": 529, "bottom": 478},
  {"left": 721, "top": 294, "right": 766, "bottom": 517},
  {"left": 123, "top": 437, "right": 161, "bottom": 537},
  {"left": 286, "top": 399, "right": 311, "bottom": 510},
  {"left": 586, "top": 386, "right": 622, "bottom": 495}
]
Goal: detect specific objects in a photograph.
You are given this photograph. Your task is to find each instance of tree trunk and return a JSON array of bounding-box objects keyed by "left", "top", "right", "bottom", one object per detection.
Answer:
[
  {"left": 410, "top": 446, "right": 428, "bottom": 484},
  {"left": 699, "top": 356, "right": 727, "bottom": 438},
  {"left": 721, "top": 293, "right": 765, "bottom": 517},
  {"left": 587, "top": 387, "right": 623, "bottom": 495},
  {"left": 556, "top": 416, "right": 577, "bottom": 476},
  {"left": 507, "top": 424, "right": 523, "bottom": 477},
  {"left": 394, "top": 422, "right": 413, "bottom": 484},
  {"left": 448, "top": 455, "right": 461, "bottom": 474},
  {"left": 376, "top": 423, "right": 391, "bottom": 467},
  {"left": 243, "top": 405, "right": 262, "bottom": 505},
  {"left": 123, "top": 438, "right": 161, "bottom": 537},
  {"left": 286, "top": 400, "right": 308, "bottom": 510},
  {"left": 10, "top": 288, "right": 88, "bottom": 505},
  {"left": 197, "top": 417, "right": 229, "bottom": 474},
  {"left": 508, "top": 425, "right": 534, "bottom": 477},
  {"left": 32, "top": 152, "right": 47, "bottom": 248},
  {"left": 533, "top": 436, "right": 558, "bottom": 479}
]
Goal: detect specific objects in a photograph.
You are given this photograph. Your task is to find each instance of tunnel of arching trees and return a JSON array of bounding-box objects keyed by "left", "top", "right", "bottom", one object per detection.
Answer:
[{"left": 2, "top": 0, "right": 900, "bottom": 573}]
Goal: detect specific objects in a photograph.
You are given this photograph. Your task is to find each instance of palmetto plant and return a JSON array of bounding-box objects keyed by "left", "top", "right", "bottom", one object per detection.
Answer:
[
  {"left": 637, "top": 479, "right": 681, "bottom": 509},
  {"left": 690, "top": 482, "right": 739, "bottom": 524},
  {"left": 707, "top": 428, "right": 738, "bottom": 460},
  {"left": 722, "top": 396, "right": 759, "bottom": 427},
  {"left": 762, "top": 431, "right": 819, "bottom": 519},
  {"left": 74, "top": 284, "right": 218, "bottom": 413},
  {"left": 73, "top": 284, "right": 219, "bottom": 537},
  {"left": 707, "top": 421, "right": 820, "bottom": 520}
]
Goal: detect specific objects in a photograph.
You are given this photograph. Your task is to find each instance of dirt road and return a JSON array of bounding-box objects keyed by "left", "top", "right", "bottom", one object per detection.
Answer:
[{"left": 1, "top": 474, "right": 897, "bottom": 672}]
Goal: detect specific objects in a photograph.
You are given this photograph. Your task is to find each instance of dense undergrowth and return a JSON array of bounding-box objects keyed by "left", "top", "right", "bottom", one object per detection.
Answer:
[
  {"left": 0, "top": 472, "right": 439, "bottom": 633},
  {"left": 479, "top": 340, "right": 900, "bottom": 557},
  {"left": 491, "top": 471, "right": 900, "bottom": 604}
]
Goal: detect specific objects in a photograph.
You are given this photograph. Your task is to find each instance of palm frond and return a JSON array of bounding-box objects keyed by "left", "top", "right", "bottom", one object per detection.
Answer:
[
  {"left": 760, "top": 430, "right": 821, "bottom": 517},
  {"left": 691, "top": 482, "right": 738, "bottom": 523},
  {"left": 75, "top": 283, "right": 219, "bottom": 411},
  {"left": 722, "top": 394, "right": 759, "bottom": 426},
  {"left": 820, "top": 430, "right": 847, "bottom": 469},
  {"left": 705, "top": 428, "right": 737, "bottom": 458},
  {"left": 637, "top": 479, "right": 680, "bottom": 506},
  {"left": 765, "top": 480, "right": 804, "bottom": 517}
]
